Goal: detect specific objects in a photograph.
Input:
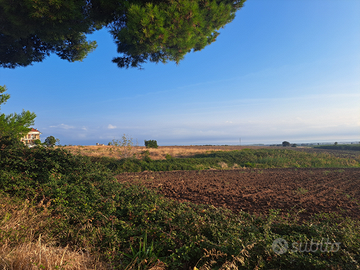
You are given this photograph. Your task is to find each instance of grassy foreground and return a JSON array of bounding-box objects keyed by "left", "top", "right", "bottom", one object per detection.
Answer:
[{"left": 1, "top": 135, "right": 360, "bottom": 269}]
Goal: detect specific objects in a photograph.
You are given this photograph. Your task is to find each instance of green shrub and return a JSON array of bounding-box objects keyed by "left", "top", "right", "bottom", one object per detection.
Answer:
[
  {"left": 144, "top": 140, "right": 158, "bottom": 148},
  {"left": 282, "top": 141, "right": 291, "bottom": 147},
  {"left": 141, "top": 150, "right": 150, "bottom": 158},
  {"left": 33, "top": 139, "right": 42, "bottom": 146}
]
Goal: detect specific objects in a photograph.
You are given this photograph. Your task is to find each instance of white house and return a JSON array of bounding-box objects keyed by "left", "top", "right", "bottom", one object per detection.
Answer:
[{"left": 20, "top": 128, "right": 41, "bottom": 145}]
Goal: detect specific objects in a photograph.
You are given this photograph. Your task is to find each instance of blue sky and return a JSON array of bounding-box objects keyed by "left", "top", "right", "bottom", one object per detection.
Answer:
[{"left": 1, "top": 0, "right": 359, "bottom": 146}]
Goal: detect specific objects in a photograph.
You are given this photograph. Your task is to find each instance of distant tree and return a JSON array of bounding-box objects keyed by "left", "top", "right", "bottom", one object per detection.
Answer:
[
  {"left": 291, "top": 144, "right": 297, "bottom": 147},
  {"left": 145, "top": 140, "right": 158, "bottom": 148},
  {"left": 334, "top": 142, "right": 338, "bottom": 145},
  {"left": 0, "top": 85, "right": 36, "bottom": 138},
  {"left": 282, "top": 141, "right": 290, "bottom": 147},
  {"left": 44, "top": 136, "right": 57, "bottom": 147},
  {"left": 0, "top": 0, "right": 246, "bottom": 69}
]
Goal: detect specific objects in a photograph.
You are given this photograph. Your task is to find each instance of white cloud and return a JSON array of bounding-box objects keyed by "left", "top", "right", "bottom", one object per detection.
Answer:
[
  {"left": 108, "top": 124, "right": 117, "bottom": 129},
  {"left": 49, "top": 124, "right": 75, "bottom": 129}
]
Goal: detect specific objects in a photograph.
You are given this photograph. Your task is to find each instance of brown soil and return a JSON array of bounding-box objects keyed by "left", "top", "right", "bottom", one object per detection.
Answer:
[{"left": 115, "top": 168, "right": 360, "bottom": 220}]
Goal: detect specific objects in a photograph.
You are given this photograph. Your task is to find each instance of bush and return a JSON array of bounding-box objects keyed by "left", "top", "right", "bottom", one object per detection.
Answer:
[
  {"left": 33, "top": 139, "right": 42, "bottom": 146},
  {"left": 110, "top": 134, "right": 137, "bottom": 158},
  {"left": 282, "top": 141, "right": 291, "bottom": 147},
  {"left": 145, "top": 140, "right": 158, "bottom": 148}
]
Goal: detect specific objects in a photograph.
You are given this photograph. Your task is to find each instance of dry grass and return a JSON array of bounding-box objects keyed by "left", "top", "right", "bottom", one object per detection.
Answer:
[
  {"left": 62, "top": 145, "right": 271, "bottom": 161},
  {"left": 217, "top": 162, "right": 228, "bottom": 169},
  {"left": 0, "top": 195, "right": 108, "bottom": 270},
  {"left": 0, "top": 241, "right": 107, "bottom": 270},
  {"left": 194, "top": 243, "right": 257, "bottom": 270}
]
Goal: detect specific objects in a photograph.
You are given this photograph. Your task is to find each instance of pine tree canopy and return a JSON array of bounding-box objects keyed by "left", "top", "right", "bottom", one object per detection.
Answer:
[
  {"left": 0, "top": 0, "right": 246, "bottom": 69},
  {"left": 0, "top": 85, "right": 36, "bottom": 138}
]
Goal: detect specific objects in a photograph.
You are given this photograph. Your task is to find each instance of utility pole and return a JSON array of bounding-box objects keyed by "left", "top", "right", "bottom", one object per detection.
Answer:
[{"left": 239, "top": 138, "right": 241, "bottom": 146}]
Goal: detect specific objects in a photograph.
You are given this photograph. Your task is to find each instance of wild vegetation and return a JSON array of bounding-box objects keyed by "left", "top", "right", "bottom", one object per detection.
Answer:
[
  {"left": 63, "top": 143, "right": 360, "bottom": 161},
  {"left": 63, "top": 145, "right": 262, "bottom": 160},
  {"left": 90, "top": 148, "right": 359, "bottom": 174},
  {"left": 1, "top": 133, "right": 360, "bottom": 269}
]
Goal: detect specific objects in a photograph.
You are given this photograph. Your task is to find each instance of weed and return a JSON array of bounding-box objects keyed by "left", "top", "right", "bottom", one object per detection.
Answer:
[
  {"left": 295, "top": 187, "right": 308, "bottom": 195},
  {"left": 141, "top": 150, "right": 150, "bottom": 158},
  {"left": 218, "top": 162, "right": 228, "bottom": 169},
  {"left": 121, "top": 233, "right": 162, "bottom": 270},
  {"left": 110, "top": 134, "right": 137, "bottom": 158}
]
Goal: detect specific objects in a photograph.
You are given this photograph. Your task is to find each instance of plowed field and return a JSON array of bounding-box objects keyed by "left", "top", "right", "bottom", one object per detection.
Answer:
[{"left": 116, "top": 168, "right": 360, "bottom": 220}]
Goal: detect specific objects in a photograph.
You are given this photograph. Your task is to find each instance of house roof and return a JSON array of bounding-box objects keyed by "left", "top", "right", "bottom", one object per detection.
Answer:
[{"left": 28, "top": 128, "right": 41, "bottom": 134}]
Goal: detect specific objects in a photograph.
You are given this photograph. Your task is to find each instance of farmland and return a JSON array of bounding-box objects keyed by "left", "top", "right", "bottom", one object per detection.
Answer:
[
  {"left": 1, "top": 138, "right": 360, "bottom": 269},
  {"left": 116, "top": 168, "right": 360, "bottom": 221}
]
